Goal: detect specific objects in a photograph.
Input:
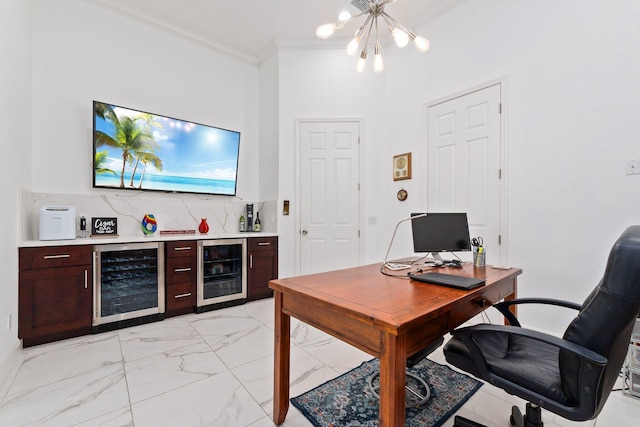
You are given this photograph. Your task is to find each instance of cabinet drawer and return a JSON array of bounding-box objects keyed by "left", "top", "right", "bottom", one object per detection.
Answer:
[
  {"left": 248, "top": 236, "right": 277, "bottom": 252},
  {"left": 19, "top": 245, "right": 92, "bottom": 270},
  {"left": 166, "top": 241, "right": 197, "bottom": 258},
  {"left": 166, "top": 257, "right": 197, "bottom": 284},
  {"left": 166, "top": 282, "right": 197, "bottom": 310}
]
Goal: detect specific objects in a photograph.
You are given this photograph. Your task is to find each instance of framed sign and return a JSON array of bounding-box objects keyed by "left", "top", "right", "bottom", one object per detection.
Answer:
[
  {"left": 393, "top": 152, "right": 412, "bottom": 181},
  {"left": 91, "top": 217, "right": 118, "bottom": 237}
]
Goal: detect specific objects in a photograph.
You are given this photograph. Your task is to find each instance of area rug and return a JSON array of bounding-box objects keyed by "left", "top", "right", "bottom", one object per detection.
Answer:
[{"left": 291, "top": 358, "right": 482, "bottom": 427}]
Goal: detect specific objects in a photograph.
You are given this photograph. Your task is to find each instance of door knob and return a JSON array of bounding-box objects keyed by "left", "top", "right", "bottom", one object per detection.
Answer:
[{"left": 301, "top": 229, "right": 308, "bottom": 235}]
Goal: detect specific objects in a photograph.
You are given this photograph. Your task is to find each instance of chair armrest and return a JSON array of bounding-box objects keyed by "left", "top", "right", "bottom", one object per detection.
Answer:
[{"left": 493, "top": 298, "right": 582, "bottom": 326}]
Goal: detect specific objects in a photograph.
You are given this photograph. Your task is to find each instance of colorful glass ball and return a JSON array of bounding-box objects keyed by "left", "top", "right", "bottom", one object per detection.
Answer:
[{"left": 141, "top": 214, "right": 157, "bottom": 234}]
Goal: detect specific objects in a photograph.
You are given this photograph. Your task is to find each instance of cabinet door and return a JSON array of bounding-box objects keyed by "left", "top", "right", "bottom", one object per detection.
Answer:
[
  {"left": 247, "top": 237, "right": 278, "bottom": 301},
  {"left": 19, "top": 265, "right": 92, "bottom": 346}
]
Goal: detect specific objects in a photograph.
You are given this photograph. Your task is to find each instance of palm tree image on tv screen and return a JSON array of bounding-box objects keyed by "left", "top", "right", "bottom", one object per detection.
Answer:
[{"left": 93, "top": 101, "right": 240, "bottom": 196}]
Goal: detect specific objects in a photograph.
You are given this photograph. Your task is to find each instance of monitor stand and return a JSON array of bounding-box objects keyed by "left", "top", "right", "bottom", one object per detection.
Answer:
[{"left": 425, "top": 253, "right": 444, "bottom": 265}]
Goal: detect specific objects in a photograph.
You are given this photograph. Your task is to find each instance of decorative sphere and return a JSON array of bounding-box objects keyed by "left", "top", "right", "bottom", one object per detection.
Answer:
[{"left": 141, "top": 214, "right": 157, "bottom": 235}]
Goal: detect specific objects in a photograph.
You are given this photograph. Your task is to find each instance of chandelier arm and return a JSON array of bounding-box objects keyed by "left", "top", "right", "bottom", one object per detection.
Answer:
[
  {"left": 380, "top": 11, "right": 412, "bottom": 34},
  {"left": 382, "top": 12, "right": 415, "bottom": 37},
  {"left": 338, "top": 9, "right": 370, "bottom": 26},
  {"left": 374, "top": 12, "right": 380, "bottom": 50},
  {"left": 357, "top": 13, "right": 374, "bottom": 36},
  {"left": 362, "top": 12, "right": 376, "bottom": 51},
  {"left": 380, "top": 12, "right": 393, "bottom": 28}
]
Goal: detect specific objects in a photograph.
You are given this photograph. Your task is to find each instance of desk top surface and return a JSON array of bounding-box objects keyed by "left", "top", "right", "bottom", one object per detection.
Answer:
[{"left": 270, "top": 263, "right": 522, "bottom": 332}]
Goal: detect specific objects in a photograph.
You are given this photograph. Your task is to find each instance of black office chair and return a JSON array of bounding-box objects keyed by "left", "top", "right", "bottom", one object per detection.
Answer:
[
  {"left": 443, "top": 225, "right": 640, "bottom": 427},
  {"left": 368, "top": 337, "right": 444, "bottom": 408}
]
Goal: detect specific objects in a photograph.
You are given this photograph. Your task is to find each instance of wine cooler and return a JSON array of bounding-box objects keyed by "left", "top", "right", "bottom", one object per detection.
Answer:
[
  {"left": 93, "top": 242, "right": 165, "bottom": 331},
  {"left": 197, "top": 238, "right": 246, "bottom": 311}
]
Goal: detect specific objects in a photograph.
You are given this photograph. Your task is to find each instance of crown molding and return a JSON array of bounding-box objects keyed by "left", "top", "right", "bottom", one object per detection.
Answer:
[{"left": 85, "top": 0, "right": 259, "bottom": 66}]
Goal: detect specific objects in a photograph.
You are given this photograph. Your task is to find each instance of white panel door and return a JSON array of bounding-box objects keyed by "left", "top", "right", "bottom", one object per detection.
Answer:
[
  {"left": 299, "top": 121, "right": 360, "bottom": 275},
  {"left": 427, "top": 84, "right": 503, "bottom": 264}
]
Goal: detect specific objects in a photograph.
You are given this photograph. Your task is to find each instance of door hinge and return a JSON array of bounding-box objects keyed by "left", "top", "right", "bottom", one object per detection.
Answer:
[
  {"left": 498, "top": 235, "right": 502, "bottom": 245},
  {"left": 498, "top": 103, "right": 502, "bottom": 114},
  {"left": 498, "top": 169, "right": 502, "bottom": 179},
  {"left": 358, "top": 230, "right": 361, "bottom": 238}
]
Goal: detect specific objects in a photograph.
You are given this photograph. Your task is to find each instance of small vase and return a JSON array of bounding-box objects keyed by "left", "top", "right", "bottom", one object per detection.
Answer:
[{"left": 198, "top": 218, "right": 209, "bottom": 234}]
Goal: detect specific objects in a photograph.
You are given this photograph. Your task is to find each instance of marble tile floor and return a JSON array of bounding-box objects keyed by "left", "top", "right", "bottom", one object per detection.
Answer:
[{"left": 1, "top": 298, "right": 639, "bottom": 426}]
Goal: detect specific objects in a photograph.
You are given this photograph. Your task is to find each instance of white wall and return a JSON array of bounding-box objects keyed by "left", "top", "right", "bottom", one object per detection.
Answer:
[
  {"left": 384, "top": 0, "right": 640, "bottom": 331},
  {"left": 30, "top": 0, "right": 260, "bottom": 202},
  {"left": 274, "top": 0, "right": 640, "bottom": 333},
  {"left": 258, "top": 53, "right": 280, "bottom": 203},
  {"left": 0, "top": 0, "right": 32, "bottom": 364},
  {"left": 276, "top": 48, "right": 392, "bottom": 278}
]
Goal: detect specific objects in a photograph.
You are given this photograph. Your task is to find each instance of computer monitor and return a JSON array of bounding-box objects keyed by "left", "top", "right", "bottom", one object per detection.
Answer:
[{"left": 411, "top": 213, "right": 471, "bottom": 260}]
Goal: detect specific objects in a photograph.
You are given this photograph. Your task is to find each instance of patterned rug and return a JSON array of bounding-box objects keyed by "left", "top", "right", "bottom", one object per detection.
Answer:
[{"left": 291, "top": 358, "right": 482, "bottom": 427}]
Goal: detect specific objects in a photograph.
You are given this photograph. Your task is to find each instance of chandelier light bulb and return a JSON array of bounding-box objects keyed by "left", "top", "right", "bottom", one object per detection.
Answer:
[
  {"left": 412, "top": 34, "right": 431, "bottom": 52},
  {"left": 338, "top": 11, "right": 352, "bottom": 22},
  {"left": 357, "top": 49, "right": 367, "bottom": 73},
  {"left": 316, "top": 23, "right": 337, "bottom": 39},
  {"left": 373, "top": 44, "right": 384, "bottom": 73},
  {"left": 391, "top": 27, "right": 410, "bottom": 48},
  {"left": 346, "top": 37, "right": 360, "bottom": 56}
]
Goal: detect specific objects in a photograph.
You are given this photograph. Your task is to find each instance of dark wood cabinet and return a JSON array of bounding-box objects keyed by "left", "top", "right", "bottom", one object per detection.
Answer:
[
  {"left": 19, "top": 246, "right": 92, "bottom": 347},
  {"left": 19, "top": 235, "right": 277, "bottom": 346},
  {"left": 165, "top": 240, "right": 197, "bottom": 317},
  {"left": 247, "top": 236, "right": 278, "bottom": 301}
]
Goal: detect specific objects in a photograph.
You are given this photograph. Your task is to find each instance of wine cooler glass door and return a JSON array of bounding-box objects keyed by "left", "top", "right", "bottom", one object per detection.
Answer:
[
  {"left": 93, "top": 242, "right": 165, "bottom": 326},
  {"left": 197, "top": 239, "right": 247, "bottom": 307}
]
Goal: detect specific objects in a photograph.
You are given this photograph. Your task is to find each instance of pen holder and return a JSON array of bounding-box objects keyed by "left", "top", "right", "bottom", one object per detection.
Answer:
[{"left": 472, "top": 246, "right": 486, "bottom": 267}]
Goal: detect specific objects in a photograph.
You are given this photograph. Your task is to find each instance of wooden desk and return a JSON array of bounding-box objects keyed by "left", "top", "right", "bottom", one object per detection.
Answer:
[{"left": 270, "top": 263, "right": 521, "bottom": 426}]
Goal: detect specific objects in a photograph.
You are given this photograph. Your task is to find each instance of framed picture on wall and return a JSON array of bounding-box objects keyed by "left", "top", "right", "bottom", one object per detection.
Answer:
[{"left": 393, "top": 152, "right": 412, "bottom": 181}]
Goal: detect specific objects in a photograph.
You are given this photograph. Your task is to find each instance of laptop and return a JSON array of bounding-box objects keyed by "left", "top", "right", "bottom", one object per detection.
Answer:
[{"left": 409, "top": 272, "right": 485, "bottom": 290}]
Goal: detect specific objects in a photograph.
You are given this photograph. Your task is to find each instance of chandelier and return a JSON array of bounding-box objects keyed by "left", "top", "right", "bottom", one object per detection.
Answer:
[{"left": 316, "top": 0, "right": 430, "bottom": 73}]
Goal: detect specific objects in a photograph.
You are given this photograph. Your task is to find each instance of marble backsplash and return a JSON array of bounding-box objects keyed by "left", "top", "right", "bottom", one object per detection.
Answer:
[{"left": 20, "top": 189, "right": 276, "bottom": 242}]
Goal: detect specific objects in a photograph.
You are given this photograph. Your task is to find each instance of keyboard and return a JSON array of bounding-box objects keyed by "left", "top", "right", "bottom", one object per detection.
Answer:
[{"left": 409, "top": 272, "right": 485, "bottom": 290}]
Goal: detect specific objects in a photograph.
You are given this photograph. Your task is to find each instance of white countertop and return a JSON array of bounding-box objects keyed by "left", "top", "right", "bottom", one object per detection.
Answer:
[{"left": 19, "top": 232, "right": 277, "bottom": 248}]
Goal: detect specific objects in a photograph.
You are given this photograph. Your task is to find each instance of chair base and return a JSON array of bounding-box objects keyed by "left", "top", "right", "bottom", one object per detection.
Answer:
[
  {"left": 453, "top": 403, "right": 543, "bottom": 427},
  {"left": 367, "top": 371, "right": 431, "bottom": 408}
]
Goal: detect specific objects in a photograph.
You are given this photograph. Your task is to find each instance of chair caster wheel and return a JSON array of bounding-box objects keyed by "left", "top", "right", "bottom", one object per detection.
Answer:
[{"left": 510, "top": 414, "right": 516, "bottom": 426}]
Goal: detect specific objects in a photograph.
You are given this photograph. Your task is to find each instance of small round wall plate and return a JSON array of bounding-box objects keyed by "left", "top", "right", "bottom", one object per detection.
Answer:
[{"left": 397, "top": 189, "right": 408, "bottom": 201}]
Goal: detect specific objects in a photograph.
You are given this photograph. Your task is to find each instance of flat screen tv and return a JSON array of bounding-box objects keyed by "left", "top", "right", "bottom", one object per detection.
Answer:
[{"left": 93, "top": 101, "right": 240, "bottom": 196}]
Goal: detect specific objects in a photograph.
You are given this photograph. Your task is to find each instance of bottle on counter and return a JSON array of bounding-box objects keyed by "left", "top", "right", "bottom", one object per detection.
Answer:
[
  {"left": 254, "top": 212, "right": 261, "bottom": 232},
  {"left": 239, "top": 213, "right": 246, "bottom": 232},
  {"left": 80, "top": 216, "right": 87, "bottom": 238}
]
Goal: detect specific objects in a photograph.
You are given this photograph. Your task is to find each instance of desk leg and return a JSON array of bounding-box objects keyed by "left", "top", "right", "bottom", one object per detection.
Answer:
[
  {"left": 504, "top": 277, "right": 518, "bottom": 323},
  {"left": 379, "top": 332, "right": 406, "bottom": 427},
  {"left": 273, "top": 292, "right": 290, "bottom": 425}
]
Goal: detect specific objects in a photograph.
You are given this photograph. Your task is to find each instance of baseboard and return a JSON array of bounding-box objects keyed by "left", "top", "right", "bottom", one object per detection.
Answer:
[{"left": 0, "top": 339, "right": 22, "bottom": 399}]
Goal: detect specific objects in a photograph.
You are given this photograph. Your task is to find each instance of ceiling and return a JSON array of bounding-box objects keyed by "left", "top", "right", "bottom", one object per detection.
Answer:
[{"left": 87, "top": 0, "right": 464, "bottom": 64}]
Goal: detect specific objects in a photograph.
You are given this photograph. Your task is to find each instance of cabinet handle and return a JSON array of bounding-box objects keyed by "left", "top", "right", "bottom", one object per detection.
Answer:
[
  {"left": 174, "top": 247, "right": 192, "bottom": 251},
  {"left": 43, "top": 254, "right": 71, "bottom": 259},
  {"left": 174, "top": 267, "right": 192, "bottom": 272},
  {"left": 84, "top": 269, "right": 88, "bottom": 289},
  {"left": 250, "top": 254, "right": 253, "bottom": 269},
  {"left": 174, "top": 293, "right": 192, "bottom": 299},
  {"left": 258, "top": 242, "right": 271, "bottom": 246}
]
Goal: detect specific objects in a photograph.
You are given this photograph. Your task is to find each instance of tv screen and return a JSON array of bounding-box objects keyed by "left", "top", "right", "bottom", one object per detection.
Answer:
[
  {"left": 93, "top": 101, "right": 240, "bottom": 196},
  {"left": 411, "top": 213, "right": 471, "bottom": 254}
]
